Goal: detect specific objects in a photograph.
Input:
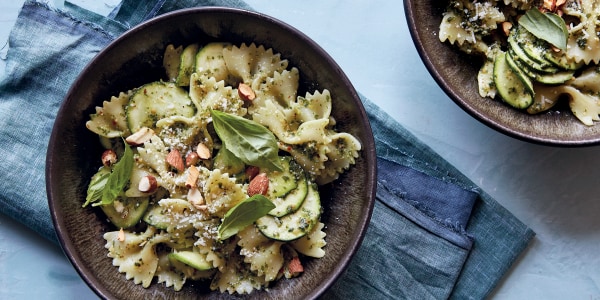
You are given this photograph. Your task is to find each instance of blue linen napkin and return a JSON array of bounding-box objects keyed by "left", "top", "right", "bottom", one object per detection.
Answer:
[{"left": 0, "top": 1, "right": 534, "bottom": 299}]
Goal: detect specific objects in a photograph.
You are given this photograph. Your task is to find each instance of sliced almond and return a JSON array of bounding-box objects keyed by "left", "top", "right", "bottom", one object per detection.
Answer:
[
  {"left": 138, "top": 175, "right": 158, "bottom": 193},
  {"left": 125, "top": 127, "right": 154, "bottom": 146},
  {"left": 186, "top": 165, "right": 200, "bottom": 188},
  {"left": 238, "top": 82, "right": 256, "bottom": 101},
  {"left": 166, "top": 149, "right": 185, "bottom": 172},
  {"left": 247, "top": 172, "right": 269, "bottom": 196},
  {"left": 196, "top": 143, "right": 211, "bottom": 160}
]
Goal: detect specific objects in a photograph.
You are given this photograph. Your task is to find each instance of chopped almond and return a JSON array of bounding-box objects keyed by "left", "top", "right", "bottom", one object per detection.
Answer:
[
  {"left": 185, "top": 151, "right": 200, "bottom": 167},
  {"left": 245, "top": 166, "right": 260, "bottom": 181},
  {"left": 138, "top": 175, "right": 158, "bottom": 193},
  {"left": 501, "top": 22, "right": 512, "bottom": 37},
  {"left": 101, "top": 149, "right": 117, "bottom": 167},
  {"left": 186, "top": 165, "right": 200, "bottom": 188},
  {"left": 196, "top": 143, "right": 211, "bottom": 159},
  {"left": 288, "top": 256, "right": 304, "bottom": 273},
  {"left": 238, "top": 83, "right": 256, "bottom": 101},
  {"left": 247, "top": 173, "right": 269, "bottom": 196},
  {"left": 166, "top": 149, "right": 185, "bottom": 172},
  {"left": 187, "top": 187, "right": 205, "bottom": 209},
  {"left": 125, "top": 127, "right": 154, "bottom": 145},
  {"left": 117, "top": 228, "right": 126, "bottom": 242},
  {"left": 542, "top": 0, "right": 555, "bottom": 11}
]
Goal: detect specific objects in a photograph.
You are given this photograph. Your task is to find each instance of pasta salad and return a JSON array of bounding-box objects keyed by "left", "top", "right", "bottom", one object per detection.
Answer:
[
  {"left": 439, "top": 0, "right": 600, "bottom": 125},
  {"left": 84, "top": 42, "right": 361, "bottom": 294}
]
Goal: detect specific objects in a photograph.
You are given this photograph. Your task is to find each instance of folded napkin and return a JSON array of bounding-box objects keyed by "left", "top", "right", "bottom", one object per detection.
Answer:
[{"left": 0, "top": 1, "right": 534, "bottom": 299}]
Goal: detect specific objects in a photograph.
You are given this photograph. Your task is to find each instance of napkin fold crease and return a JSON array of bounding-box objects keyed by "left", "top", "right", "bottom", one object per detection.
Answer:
[{"left": 0, "top": 1, "right": 535, "bottom": 299}]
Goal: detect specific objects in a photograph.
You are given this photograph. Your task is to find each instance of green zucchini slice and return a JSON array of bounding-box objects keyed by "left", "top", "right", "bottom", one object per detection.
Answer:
[
  {"left": 168, "top": 251, "right": 213, "bottom": 271},
  {"left": 255, "top": 183, "right": 321, "bottom": 241},
  {"left": 175, "top": 43, "right": 199, "bottom": 86},
  {"left": 493, "top": 52, "right": 534, "bottom": 109},
  {"left": 195, "top": 42, "right": 232, "bottom": 82},
  {"left": 100, "top": 196, "right": 150, "bottom": 229},
  {"left": 126, "top": 81, "right": 196, "bottom": 133}
]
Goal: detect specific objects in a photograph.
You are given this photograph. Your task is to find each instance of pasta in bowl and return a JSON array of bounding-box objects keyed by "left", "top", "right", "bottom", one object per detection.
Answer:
[
  {"left": 46, "top": 7, "right": 376, "bottom": 299},
  {"left": 405, "top": 0, "right": 600, "bottom": 146}
]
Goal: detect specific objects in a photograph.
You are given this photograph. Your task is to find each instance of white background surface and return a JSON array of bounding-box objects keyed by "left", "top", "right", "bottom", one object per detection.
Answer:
[{"left": 1, "top": 1, "right": 600, "bottom": 299}]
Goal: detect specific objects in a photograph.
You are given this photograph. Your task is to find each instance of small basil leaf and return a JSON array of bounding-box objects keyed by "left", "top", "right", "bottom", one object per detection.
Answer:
[
  {"left": 519, "top": 8, "right": 568, "bottom": 50},
  {"left": 211, "top": 110, "right": 283, "bottom": 172},
  {"left": 95, "top": 142, "right": 134, "bottom": 206},
  {"left": 83, "top": 167, "right": 110, "bottom": 207},
  {"left": 218, "top": 195, "right": 276, "bottom": 240}
]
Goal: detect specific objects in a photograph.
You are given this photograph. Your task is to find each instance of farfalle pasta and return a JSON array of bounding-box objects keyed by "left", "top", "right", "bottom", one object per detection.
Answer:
[{"left": 84, "top": 42, "right": 359, "bottom": 294}]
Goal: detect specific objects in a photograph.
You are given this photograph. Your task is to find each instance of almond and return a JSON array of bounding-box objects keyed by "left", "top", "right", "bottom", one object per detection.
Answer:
[
  {"left": 185, "top": 151, "right": 200, "bottom": 167},
  {"left": 542, "top": 0, "right": 555, "bottom": 11},
  {"left": 117, "top": 228, "right": 126, "bottom": 242},
  {"left": 196, "top": 142, "right": 211, "bottom": 159},
  {"left": 166, "top": 149, "right": 185, "bottom": 172},
  {"left": 245, "top": 166, "right": 260, "bottom": 181},
  {"left": 247, "top": 172, "right": 269, "bottom": 196},
  {"left": 501, "top": 22, "right": 512, "bottom": 36},
  {"left": 138, "top": 175, "right": 158, "bottom": 193},
  {"left": 186, "top": 165, "right": 200, "bottom": 188},
  {"left": 287, "top": 256, "right": 304, "bottom": 273},
  {"left": 101, "top": 149, "right": 117, "bottom": 167},
  {"left": 125, "top": 127, "right": 154, "bottom": 145},
  {"left": 238, "top": 82, "right": 256, "bottom": 101},
  {"left": 187, "top": 187, "right": 205, "bottom": 210}
]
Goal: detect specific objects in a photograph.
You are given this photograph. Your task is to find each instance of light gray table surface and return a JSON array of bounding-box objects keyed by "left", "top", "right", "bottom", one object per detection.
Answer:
[{"left": 1, "top": 1, "right": 599, "bottom": 299}]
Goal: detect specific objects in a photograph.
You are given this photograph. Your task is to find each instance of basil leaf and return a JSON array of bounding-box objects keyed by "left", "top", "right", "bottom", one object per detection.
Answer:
[
  {"left": 211, "top": 110, "right": 283, "bottom": 172},
  {"left": 519, "top": 8, "right": 568, "bottom": 50},
  {"left": 83, "top": 167, "right": 110, "bottom": 207},
  {"left": 218, "top": 195, "right": 275, "bottom": 240},
  {"left": 94, "top": 143, "right": 134, "bottom": 206}
]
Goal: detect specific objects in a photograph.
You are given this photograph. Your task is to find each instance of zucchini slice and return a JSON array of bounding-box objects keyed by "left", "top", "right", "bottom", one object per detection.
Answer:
[
  {"left": 195, "top": 42, "right": 232, "bottom": 82},
  {"left": 175, "top": 43, "right": 199, "bottom": 86},
  {"left": 508, "top": 47, "right": 574, "bottom": 85},
  {"left": 100, "top": 196, "right": 150, "bottom": 229},
  {"left": 168, "top": 251, "right": 213, "bottom": 271},
  {"left": 143, "top": 198, "right": 194, "bottom": 230},
  {"left": 268, "top": 173, "right": 308, "bottom": 217},
  {"left": 255, "top": 183, "right": 321, "bottom": 241},
  {"left": 493, "top": 52, "right": 533, "bottom": 109},
  {"left": 544, "top": 51, "right": 583, "bottom": 71},
  {"left": 261, "top": 156, "right": 299, "bottom": 199},
  {"left": 505, "top": 51, "right": 535, "bottom": 95},
  {"left": 126, "top": 81, "right": 196, "bottom": 133},
  {"left": 508, "top": 31, "right": 557, "bottom": 74},
  {"left": 533, "top": 70, "right": 575, "bottom": 85}
]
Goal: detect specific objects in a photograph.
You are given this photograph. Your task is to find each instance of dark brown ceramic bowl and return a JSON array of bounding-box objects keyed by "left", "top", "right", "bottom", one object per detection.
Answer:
[
  {"left": 46, "top": 7, "right": 376, "bottom": 299},
  {"left": 405, "top": 1, "right": 600, "bottom": 146}
]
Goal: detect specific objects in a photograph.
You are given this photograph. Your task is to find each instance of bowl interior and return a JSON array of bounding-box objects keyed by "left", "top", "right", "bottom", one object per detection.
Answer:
[
  {"left": 46, "top": 7, "right": 376, "bottom": 299},
  {"left": 404, "top": 0, "right": 600, "bottom": 146}
]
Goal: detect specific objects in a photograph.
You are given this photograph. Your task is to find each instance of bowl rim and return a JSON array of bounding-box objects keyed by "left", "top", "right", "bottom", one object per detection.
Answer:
[
  {"left": 403, "top": 0, "right": 600, "bottom": 147},
  {"left": 46, "top": 6, "right": 377, "bottom": 299}
]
